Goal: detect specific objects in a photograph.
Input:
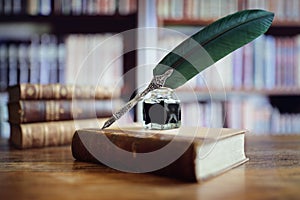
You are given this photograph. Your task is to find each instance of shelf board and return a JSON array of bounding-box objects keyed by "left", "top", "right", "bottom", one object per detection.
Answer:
[
  {"left": 160, "top": 18, "right": 300, "bottom": 36},
  {"left": 256, "top": 88, "right": 300, "bottom": 96},
  {"left": 180, "top": 88, "right": 300, "bottom": 95},
  {"left": 160, "top": 18, "right": 214, "bottom": 26},
  {"left": 175, "top": 88, "right": 300, "bottom": 102},
  {"left": 161, "top": 18, "right": 300, "bottom": 27},
  {"left": 0, "top": 14, "right": 137, "bottom": 34}
]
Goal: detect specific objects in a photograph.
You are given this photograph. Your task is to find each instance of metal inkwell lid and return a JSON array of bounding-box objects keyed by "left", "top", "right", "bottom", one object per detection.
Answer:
[{"left": 143, "top": 87, "right": 181, "bottom": 130}]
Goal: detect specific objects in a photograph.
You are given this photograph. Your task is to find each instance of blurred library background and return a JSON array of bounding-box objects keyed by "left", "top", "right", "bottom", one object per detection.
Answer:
[{"left": 1, "top": 0, "right": 300, "bottom": 140}]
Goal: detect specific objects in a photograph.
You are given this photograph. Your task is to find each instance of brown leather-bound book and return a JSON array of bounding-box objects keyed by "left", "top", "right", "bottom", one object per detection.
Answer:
[
  {"left": 10, "top": 118, "right": 108, "bottom": 149},
  {"left": 8, "top": 84, "right": 120, "bottom": 101},
  {"left": 72, "top": 125, "right": 248, "bottom": 182},
  {"left": 8, "top": 100, "right": 121, "bottom": 123}
]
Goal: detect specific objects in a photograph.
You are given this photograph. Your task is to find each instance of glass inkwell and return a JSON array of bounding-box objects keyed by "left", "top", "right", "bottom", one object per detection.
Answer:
[{"left": 143, "top": 87, "right": 181, "bottom": 130}]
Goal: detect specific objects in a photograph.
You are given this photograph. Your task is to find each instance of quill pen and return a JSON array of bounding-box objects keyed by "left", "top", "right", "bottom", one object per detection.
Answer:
[{"left": 101, "top": 9, "right": 274, "bottom": 129}]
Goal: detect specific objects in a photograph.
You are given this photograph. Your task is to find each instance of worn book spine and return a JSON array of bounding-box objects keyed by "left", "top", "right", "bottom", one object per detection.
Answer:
[
  {"left": 8, "top": 83, "right": 120, "bottom": 101},
  {"left": 72, "top": 129, "right": 198, "bottom": 182},
  {"left": 10, "top": 119, "right": 107, "bottom": 149},
  {"left": 8, "top": 100, "right": 116, "bottom": 124}
]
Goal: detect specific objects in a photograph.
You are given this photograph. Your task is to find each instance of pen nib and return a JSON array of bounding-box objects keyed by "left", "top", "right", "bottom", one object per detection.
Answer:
[{"left": 101, "top": 116, "right": 116, "bottom": 129}]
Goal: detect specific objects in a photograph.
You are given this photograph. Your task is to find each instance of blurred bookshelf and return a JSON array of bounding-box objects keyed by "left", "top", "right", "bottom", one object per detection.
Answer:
[
  {"left": 2, "top": 0, "right": 300, "bottom": 138},
  {"left": 0, "top": 0, "right": 138, "bottom": 90},
  {"left": 0, "top": 0, "right": 138, "bottom": 138},
  {"left": 156, "top": 0, "right": 300, "bottom": 135}
]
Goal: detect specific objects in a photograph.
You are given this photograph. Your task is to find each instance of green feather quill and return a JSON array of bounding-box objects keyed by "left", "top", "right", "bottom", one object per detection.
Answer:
[
  {"left": 101, "top": 9, "right": 274, "bottom": 129},
  {"left": 154, "top": 9, "right": 274, "bottom": 89}
]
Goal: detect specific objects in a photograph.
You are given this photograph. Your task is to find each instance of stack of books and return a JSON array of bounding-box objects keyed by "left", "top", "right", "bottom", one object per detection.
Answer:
[{"left": 7, "top": 83, "right": 122, "bottom": 149}]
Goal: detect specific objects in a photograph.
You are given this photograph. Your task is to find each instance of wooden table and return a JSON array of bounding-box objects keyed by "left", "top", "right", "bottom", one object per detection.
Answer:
[{"left": 0, "top": 135, "right": 299, "bottom": 200}]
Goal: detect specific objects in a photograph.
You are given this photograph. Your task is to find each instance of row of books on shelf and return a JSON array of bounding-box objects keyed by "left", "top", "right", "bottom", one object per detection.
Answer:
[
  {"left": 157, "top": 0, "right": 239, "bottom": 21},
  {"left": 0, "top": 33, "right": 124, "bottom": 91},
  {"left": 0, "top": 0, "right": 137, "bottom": 16},
  {"left": 157, "top": 0, "right": 300, "bottom": 22},
  {"left": 181, "top": 96, "right": 300, "bottom": 135},
  {"left": 167, "top": 34, "right": 300, "bottom": 91},
  {"left": 221, "top": 35, "right": 300, "bottom": 90},
  {"left": 65, "top": 34, "right": 123, "bottom": 87},
  {"left": 245, "top": 0, "right": 300, "bottom": 22},
  {"left": 0, "top": 34, "right": 65, "bottom": 91},
  {"left": 2, "top": 83, "right": 131, "bottom": 149}
]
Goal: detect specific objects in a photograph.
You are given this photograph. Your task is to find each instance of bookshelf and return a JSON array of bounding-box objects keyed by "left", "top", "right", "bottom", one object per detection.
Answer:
[
  {"left": 0, "top": 6, "right": 138, "bottom": 90},
  {"left": 0, "top": 14, "right": 137, "bottom": 34},
  {"left": 0, "top": 0, "right": 138, "bottom": 138},
  {"left": 155, "top": 0, "right": 300, "bottom": 134},
  {"left": 2, "top": 0, "right": 300, "bottom": 136}
]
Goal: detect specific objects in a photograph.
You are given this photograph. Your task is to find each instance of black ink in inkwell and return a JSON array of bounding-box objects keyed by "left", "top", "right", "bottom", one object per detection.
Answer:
[{"left": 143, "top": 87, "right": 181, "bottom": 130}]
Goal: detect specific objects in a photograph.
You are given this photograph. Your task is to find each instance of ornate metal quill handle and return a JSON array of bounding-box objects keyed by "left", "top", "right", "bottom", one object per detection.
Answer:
[{"left": 101, "top": 69, "right": 173, "bottom": 129}]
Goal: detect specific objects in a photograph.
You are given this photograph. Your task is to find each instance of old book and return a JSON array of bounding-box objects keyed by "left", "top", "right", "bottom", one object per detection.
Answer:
[
  {"left": 8, "top": 83, "right": 120, "bottom": 102},
  {"left": 10, "top": 118, "right": 108, "bottom": 149},
  {"left": 8, "top": 99, "right": 120, "bottom": 124},
  {"left": 72, "top": 126, "right": 248, "bottom": 182}
]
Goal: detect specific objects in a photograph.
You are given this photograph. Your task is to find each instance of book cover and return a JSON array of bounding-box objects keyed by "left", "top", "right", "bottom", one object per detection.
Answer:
[
  {"left": 8, "top": 44, "right": 18, "bottom": 87},
  {"left": 10, "top": 118, "right": 108, "bottom": 149},
  {"left": 0, "top": 44, "right": 8, "bottom": 91},
  {"left": 72, "top": 125, "right": 248, "bottom": 182},
  {"left": 232, "top": 47, "right": 243, "bottom": 90},
  {"left": 8, "top": 83, "right": 119, "bottom": 101},
  {"left": 8, "top": 99, "right": 120, "bottom": 124}
]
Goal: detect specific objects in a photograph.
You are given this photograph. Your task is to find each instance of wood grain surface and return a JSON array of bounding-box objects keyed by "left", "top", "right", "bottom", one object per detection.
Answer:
[{"left": 0, "top": 135, "right": 299, "bottom": 200}]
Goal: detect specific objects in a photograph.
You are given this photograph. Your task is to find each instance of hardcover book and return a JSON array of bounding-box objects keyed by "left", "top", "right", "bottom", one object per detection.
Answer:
[
  {"left": 10, "top": 118, "right": 108, "bottom": 149},
  {"left": 72, "top": 125, "right": 248, "bottom": 182},
  {"left": 8, "top": 99, "right": 119, "bottom": 124},
  {"left": 8, "top": 83, "right": 119, "bottom": 101}
]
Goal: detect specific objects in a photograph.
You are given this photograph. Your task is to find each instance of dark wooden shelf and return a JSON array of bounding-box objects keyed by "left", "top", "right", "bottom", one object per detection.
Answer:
[
  {"left": 175, "top": 88, "right": 300, "bottom": 102},
  {"left": 160, "top": 18, "right": 300, "bottom": 36},
  {"left": 160, "top": 18, "right": 214, "bottom": 26},
  {"left": 177, "top": 88, "right": 300, "bottom": 95},
  {"left": 161, "top": 18, "right": 300, "bottom": 27},
  {"left": 0, "top": 14, "right": 138, "bottom": 34}
]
